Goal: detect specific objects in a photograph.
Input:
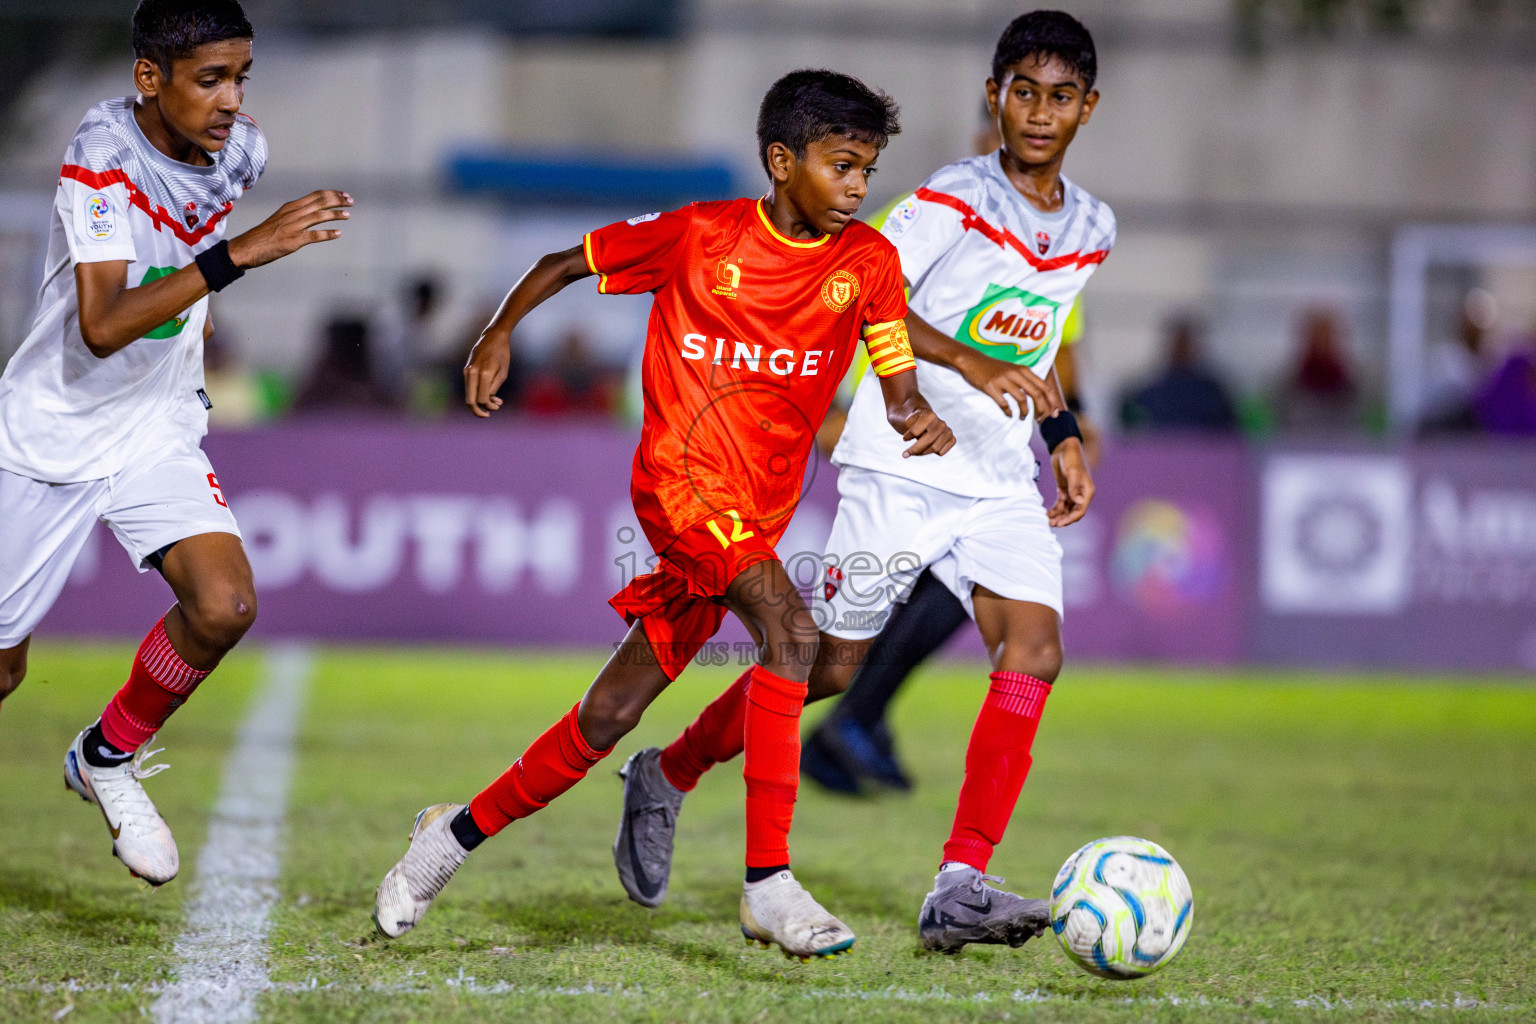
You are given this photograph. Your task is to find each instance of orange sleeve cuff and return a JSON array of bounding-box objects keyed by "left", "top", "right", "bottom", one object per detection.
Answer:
[{"left": 582, "top": 233, "right": 608, "bottom": 293}]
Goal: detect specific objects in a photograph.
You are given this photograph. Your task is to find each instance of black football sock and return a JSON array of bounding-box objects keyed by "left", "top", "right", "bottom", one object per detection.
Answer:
[
  {"left": 745, "top": 864, "right": 790, "bottom": 883},
  {"left": 80, "top": 721, "right": 133, "bottom": 768},
  {"left": 449, "top": 806, "right": 488, "bottom": 852},
  {"left": 839, "top": 569, "right": 970, "bottom": 729}
]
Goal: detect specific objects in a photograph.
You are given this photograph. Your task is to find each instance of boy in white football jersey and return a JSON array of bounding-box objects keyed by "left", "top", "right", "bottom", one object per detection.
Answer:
[
  {"left": 0, "top": 0, "right": 350, "bottom": 886},
  {"left": 613, "top": 10, "right": 1112, "bottom": 953},
  {"left": 823, "top": 11, "right": 1109, "bottom": 951}
]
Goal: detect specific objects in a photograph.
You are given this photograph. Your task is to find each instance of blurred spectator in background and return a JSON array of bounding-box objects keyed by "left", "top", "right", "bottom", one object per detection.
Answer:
[
  {"left": 202, "top": 321, "right": 267, "bottom": 428},
  {"left": 522, "top": 327, "right": 620, "bottom": 416},
  {"left": 1119, "top": 316, "right": 1237, "bottom": 433},
  {"left": 1421, "top": 288, "right": 1496, "bottom": 432},
  {"left": 1473, "top": 322, "right": 1536, "bottom": 436},
  {"left": 387, "top": 273, "right": 457, "bottom": 417},
  {"left": 292, "top": 315, "right": 402, "bottom": 414},
  {"left": 1275, "top": 307, "right": 1362, "bottom": 432}
]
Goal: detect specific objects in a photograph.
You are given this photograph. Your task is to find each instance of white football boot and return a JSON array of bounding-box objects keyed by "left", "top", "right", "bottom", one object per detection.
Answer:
[
  {"left": 374, "top": 803, "right": 469, "bottom": 938},
  {"left": 64, "top": 726, "right": 179, "bottom": 886},
  {"left": 739, "top": 869, "right": 856, "bottom": 960}
]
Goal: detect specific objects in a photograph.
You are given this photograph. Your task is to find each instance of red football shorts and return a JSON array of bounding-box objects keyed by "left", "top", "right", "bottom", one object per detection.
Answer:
[{"left": 610, "top": 510, "right": 781, "bottom": 680}]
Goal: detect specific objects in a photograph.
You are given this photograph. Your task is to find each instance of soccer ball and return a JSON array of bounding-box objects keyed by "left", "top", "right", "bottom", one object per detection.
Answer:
[{"left": 1049, "top": 836, "right": 1194, "bottom": 979}]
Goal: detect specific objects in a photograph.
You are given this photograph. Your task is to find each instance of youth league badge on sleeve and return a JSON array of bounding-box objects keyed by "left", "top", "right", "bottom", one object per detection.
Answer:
[
  {"left": 883, "top": 194, "right": 920, "bottom": 237},
  {"left": 84, "top": 192, "right": 117, "bottom": 240},
  {"left": 626, "top": 212, "right": 661, "bottom": 226}
]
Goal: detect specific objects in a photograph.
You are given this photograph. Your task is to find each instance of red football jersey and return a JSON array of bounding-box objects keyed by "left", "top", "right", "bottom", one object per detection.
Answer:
[{"left": 584, "top": 197, "right": 913, "bottom": 552}]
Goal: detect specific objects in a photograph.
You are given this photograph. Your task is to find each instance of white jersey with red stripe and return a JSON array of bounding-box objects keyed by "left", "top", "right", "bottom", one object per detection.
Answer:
[
  {"left": 0, "top": 97, "right": 266, "bottom": 483},
  {"left": 832, "top": 152, "right": 1115, "bottom": 497}
]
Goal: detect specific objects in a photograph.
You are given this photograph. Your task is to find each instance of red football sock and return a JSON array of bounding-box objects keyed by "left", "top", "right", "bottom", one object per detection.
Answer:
[
  {"left": 742, "top": 664, "right": 808, "bottom": 869},
  {"left": 468, "top": 703, "right": 610, "bottom": 837},
  {"left": 99, "top": 614, "right": 211, "bottom": 753},
  {"left": 659, "top": 667, "right": 751, "bottom": 792},
  {"left": 942, "top": 671, "right": 1052, "bottom": 872}
]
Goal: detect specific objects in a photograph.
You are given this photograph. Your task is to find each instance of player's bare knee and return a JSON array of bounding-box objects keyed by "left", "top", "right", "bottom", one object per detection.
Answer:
[
  {"left": 184, "top": 590, "right": 258, "bottom": 653},
  {"left": 806, "top": 666, "right": 847, "bottom": 702},
  {"left": 1004, "top": 635, "right": 1062, "bottom": 684},
  {"left": 766, "top": 620, "right": 818, "bottom": 681},
  {"left": 806, "top": 644, "right": 857, "bottom": 700},
  {"left": 0, "top": 657, "right": 25, "bottom": 700},
  {"left": 605, "top": 699, "right": 647, "bottom": 740},
  {"left": 581, "top": 689, "right": 645, "bottom": 748}
]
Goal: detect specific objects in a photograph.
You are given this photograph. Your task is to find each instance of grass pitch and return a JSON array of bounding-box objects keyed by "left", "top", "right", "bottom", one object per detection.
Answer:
[{"left": 1, "top": 644, "right": 1533, "bottom": 1023}]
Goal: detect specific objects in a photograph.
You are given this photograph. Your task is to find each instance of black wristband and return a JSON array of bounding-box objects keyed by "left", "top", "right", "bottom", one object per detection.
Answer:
[
  {"left": 1039, "top": 409, "right": 1083, "bottom": 453},
  {"left": 194, "top": 240, "right": 245, "bottom": 292}
]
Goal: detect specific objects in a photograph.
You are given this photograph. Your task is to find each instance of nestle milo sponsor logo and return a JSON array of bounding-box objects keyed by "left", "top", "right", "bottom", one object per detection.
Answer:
[{"left": 956, "top": 284, "right": 1060, "bottom": 366}]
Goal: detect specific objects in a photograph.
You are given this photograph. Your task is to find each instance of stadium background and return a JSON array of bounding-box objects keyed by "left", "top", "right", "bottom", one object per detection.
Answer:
[
  {"left": 1, "top": 4, "right": 1534, "bottom": 1022},
  {"left": 3, "top": 0, "right": 1535, "bottom": 670}
]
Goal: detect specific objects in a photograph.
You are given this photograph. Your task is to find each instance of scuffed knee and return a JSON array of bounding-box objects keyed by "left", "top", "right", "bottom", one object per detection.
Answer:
[{"left": 184, "top": 591, "right": 258, "bottom": 654}]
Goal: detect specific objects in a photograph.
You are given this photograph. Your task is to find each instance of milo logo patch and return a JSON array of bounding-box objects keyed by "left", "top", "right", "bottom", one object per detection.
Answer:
[{"left": 956, "top": 284, "right": 1061, "bottom": 366}]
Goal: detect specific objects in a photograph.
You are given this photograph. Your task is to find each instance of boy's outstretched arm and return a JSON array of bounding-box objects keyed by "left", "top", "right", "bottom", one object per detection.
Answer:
[
  {"left": 877, "top": 369, "right": 955, "bottom": 457},
  {"left": 75, "top": 189, "right": 352, "bottom": 357},
  {"left": 902, "top": 305, "right": 1060, "bottom": 420},
  {"left": 464, "top": 244, "right": 593, "bottom": 418}
]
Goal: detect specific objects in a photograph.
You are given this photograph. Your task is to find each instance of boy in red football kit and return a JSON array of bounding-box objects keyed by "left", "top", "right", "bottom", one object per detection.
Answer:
[
  {"left": 373, "top": 70, "right": 953, "bottom": 958},
  {"left": 612, "top": 11, "right": 1103, "bottom": 957}
]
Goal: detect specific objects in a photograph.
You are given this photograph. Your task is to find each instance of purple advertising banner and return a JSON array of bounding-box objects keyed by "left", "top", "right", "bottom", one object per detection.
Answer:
[
  {"left": 1255, "top": 443, "right": 1536, "bottom": 671},
  {"left": 1052, "top": 441, "right": 1255, "bottom": 664},
  {"left": 39, "top": 421, "right": 1254, "bottom": 665},
  {"left": 38, "top": 422, "right": 1536, "bottom": 670}
]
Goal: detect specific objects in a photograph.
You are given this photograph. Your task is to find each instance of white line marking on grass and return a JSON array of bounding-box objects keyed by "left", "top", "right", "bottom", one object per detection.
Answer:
[{"left": 150, "top": 646, "right": 313, "bottom": 1024}]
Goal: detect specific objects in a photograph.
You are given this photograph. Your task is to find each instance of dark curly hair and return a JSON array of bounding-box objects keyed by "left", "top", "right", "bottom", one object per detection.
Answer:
[
  {"left": 992, "top": 10, "right": 1097, "bottom": 90},
  {"left": 133, "top": 0, "right": 253, "bottom": 78},
  {"left": 756, "top": 69, "right": 901, "bottom": 175}
]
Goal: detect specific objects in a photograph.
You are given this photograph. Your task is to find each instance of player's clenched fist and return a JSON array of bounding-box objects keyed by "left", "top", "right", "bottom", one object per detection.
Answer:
[
  {"left": 463, "top": 334, "right": 512, "bottom": 418},
  {"left": 227, "top": 190, "right": 352, "bottom": 269}
]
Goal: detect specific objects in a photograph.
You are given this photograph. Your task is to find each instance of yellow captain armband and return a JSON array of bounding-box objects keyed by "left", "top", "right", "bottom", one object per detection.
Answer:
[{"left": 863, "top": 319, "right": 916, "bottom": 377}]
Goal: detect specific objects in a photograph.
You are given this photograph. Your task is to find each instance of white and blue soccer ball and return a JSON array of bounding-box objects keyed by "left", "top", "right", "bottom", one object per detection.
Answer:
[{"left": 1049, "top": 836, "right": 1194, "bottom": 979}]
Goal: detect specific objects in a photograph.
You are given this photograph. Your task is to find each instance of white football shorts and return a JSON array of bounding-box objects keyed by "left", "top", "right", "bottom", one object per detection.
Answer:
[
  {"left": 812, "top": 465, "right": 1063, "bottom": 640},
  {"left": 0, "top": 442, "right": 240, "bottom": 647}
]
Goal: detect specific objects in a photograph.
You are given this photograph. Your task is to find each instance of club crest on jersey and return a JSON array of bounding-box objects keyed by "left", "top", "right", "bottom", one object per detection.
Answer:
[
  {"left": 956, "top": 284, "right": 1062, "bottom": 366},
  {"left": 824, "top": 565, "right": 844, "bottom": 601},
  {"left": 1035, "top": 231, "right": 1051, "bottom": 255},
  {"left": 626, "top": 211, "right": 661, "bottom": 225},
  {"left": 84, "top": 192, "right": 115, "bottom": 240},
  {"left": 712, "top": 260, "right": 741, "bottom": 300},
  {"left": 820, "top": 269, "right": 859, "bottom": 313},
  {"left": 184, "top": 201, "right": 199, "bottom": 228}
]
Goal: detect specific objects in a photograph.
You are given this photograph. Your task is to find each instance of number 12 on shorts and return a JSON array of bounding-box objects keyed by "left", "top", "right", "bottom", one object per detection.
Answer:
[{"left": 706, "top": 509, "right": 755, "bottom": 549}]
